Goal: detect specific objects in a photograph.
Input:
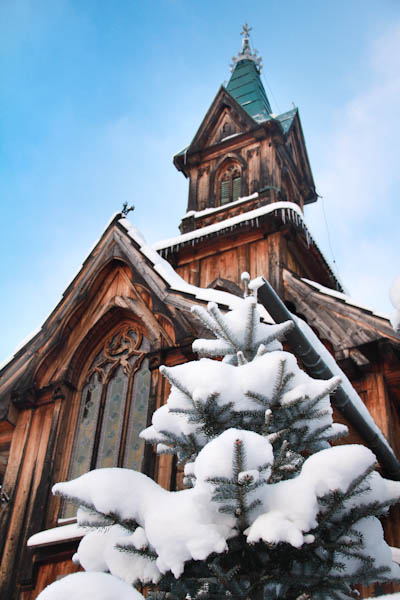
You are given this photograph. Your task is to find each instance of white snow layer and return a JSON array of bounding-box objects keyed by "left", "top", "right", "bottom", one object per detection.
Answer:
[
  {"left": 191, "top": 297, "right": 288, "bottom": 360},
  {"left": 141, "top": 345, "right": 343, "bottom": 452},
  {"left": 153, "top": 201, "right": 304, "bottom": 251},
  {"left": 28, "top": 523, "right": 85, "bottom": 547},
  {"left": 246, "top": 444, "right": 400, "bottom": 575},
  {"left": 53, "top": 462, "right": 234, "bottom": 580},
  {"left": 119, "top": 218, "right": 273, "bottom": 323},
  {"left": 391, "top": 546, "right": 400, "bottom": 564},
  {"left": 390, "top": 274, "right": 400, "bottom": 333},
  {"left": 366, "top": 596, "right": 400, "bottom": 600},
  {"left": 36, "top": 571, "right": 144, "bottom": 600},
  {"left": 53, "top": 431, "right": 400, "bottom": 586},
  {"left": 183, "top": 192, "right": 259, "bottom": 220}
]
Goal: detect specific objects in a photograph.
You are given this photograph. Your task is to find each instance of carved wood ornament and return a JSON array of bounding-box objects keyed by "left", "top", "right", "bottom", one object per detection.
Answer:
[{"left": 86, "top": 324, "right": 146, "bottom": 386}]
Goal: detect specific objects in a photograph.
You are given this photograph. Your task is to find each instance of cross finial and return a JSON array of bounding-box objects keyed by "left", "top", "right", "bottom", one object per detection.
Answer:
[
  {"left": 240, "top": 23, "right": 252, "bottom": 39},
  {"left": 121, "top": 202, "right": 135, "bottom": 216},
  {"left": 230, "top": 24, "right": 262, "bottom": 73}
]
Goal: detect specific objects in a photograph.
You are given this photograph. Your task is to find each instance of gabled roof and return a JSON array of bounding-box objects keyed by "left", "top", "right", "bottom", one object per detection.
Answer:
[
  {"left": 283, "top": 269, "right": 400, "bottom": 363},
  {"left": 174, "top": 86, "right": 257, "bottom": 168},
  {"left": 174, "top": 82, "right": 300, "bottom": 176},
  {"left": 0, "top": 215, "right": 268, "bottom": 419}
]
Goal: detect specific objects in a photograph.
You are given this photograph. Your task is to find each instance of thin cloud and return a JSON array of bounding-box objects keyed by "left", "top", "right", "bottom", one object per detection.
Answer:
[{"left": 307, "top": 22, "right": 400, "bottom": 313}]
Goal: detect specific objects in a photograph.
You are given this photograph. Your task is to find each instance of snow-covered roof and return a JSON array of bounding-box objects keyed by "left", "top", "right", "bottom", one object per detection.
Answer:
[
  {"left": 153, "top": 201, "right": 341, "bottom": 292},
  {"left": 154, "top": 201, "right": 305, "bottom": 251},
  {"left": 0, "top": 216, "right": 274, "bottom": 375},
  {"left": 119, "top": 218, "right": 273, "bottom": 323},
  {"left": 183, "top": 191, "right": 259, "bottom": 220},
  {"left": 301, "top": 277, "right": 389, "bottom": 321}
]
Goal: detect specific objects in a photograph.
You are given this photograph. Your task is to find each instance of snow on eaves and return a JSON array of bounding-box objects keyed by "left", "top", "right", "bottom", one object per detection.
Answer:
[
  {"left": 153, "top": 202, "right": 342, "bottom": 291},
  {"left": 153, "top": 201, "right": 305, "bottom": 251},
  {"left": 183, "top": 192, "right": 259, "bottom": 220},
  {"left": 302, "top": 277, "right": 390, "bottom": 321}
]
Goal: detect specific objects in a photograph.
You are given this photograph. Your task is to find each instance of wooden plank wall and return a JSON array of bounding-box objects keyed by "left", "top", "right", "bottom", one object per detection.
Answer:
[
  {"left": 0, "top": 398, "right": 63, "bottom": 600},
  {"left": 175, "top": 231, "right": 286, "bottom": 298},
  {"left": 5, "top": 345, "right": 189, "bottom": 598}
]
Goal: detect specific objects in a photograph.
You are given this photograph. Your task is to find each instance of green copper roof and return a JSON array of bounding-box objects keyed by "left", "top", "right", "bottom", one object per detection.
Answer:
[
  {"left": 226, "top": 59, "right": 272, "bottom": 122},
  {"left": 275, "top": 107, "right": 298, "bottom": 134}
]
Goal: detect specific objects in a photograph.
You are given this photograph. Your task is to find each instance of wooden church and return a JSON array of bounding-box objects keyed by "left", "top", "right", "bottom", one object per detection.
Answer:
[{"left": 1, "top": 26, "right": 400, "bottom": 599}]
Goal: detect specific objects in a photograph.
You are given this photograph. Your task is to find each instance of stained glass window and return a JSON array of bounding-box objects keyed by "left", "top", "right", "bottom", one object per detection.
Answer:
[
  {"left": 63, "top": 325, "right": 151, "bottom": 518},
  {"left": 123, "top": 358, "right": 151, "bottom": 470}
]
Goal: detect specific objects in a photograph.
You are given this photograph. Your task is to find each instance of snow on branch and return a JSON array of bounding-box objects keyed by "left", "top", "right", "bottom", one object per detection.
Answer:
[{"left": 48, "top": 291, "right": 400, "bottom": 599}]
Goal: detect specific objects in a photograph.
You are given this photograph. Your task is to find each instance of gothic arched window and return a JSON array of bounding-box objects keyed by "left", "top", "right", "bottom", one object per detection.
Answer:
[
  {"left": 220, "top": 165, "right": 241, "bottom": 205},
  {"left": 63, "top": 324, "right": 151, "bottom": 517}
]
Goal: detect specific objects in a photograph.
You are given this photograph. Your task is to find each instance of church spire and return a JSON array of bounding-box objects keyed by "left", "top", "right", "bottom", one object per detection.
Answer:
[{"left": 226, "top": 24, "right": 272, "bottom": 121}]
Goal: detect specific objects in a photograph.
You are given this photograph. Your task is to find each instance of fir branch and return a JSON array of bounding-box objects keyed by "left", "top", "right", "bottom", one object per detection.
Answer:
[
  {"left": 52, "top": 493, "right": 138, "bottom": 534},
  {"left": 271, "top": 358, "right": 287, "bottom": 404},
  {"left": 208, "top": 302, "right": 241, "bottom": 351},
  {"left": 191, "top": 305, "right": 227, "bottom": 341},
  {"left": 249, "top": 320, "right": 294, "bottom": 353},
  {"left": 243, "top": 298, "right": 256, "bottom": 353},
  {"left": 115, "top": 542, "right": 158, "bottom": 561},
  {"left": 159, "top": 365, "right": 192, "bottom": 399}
]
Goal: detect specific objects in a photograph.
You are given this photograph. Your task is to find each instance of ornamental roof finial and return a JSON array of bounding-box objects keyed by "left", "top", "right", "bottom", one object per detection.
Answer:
[{"left": 231, "top": 23, "right": 262, "bottom": 73}]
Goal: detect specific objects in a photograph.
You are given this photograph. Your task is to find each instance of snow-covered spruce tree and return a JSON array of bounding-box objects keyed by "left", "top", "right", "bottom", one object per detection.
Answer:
[{"left": 47, "top": 292, "right": 400, "bottom": 600}]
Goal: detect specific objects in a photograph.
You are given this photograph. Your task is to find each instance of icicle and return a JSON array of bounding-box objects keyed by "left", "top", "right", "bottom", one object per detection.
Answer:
[{"left": 281, "top": 208, "right": 286, "bottom": 224}]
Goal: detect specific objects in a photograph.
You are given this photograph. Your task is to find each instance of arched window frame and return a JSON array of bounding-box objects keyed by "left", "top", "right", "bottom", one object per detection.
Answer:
[
  {"left": 62, "top": 322, "right": 152, "bottom": 517},
  {"left": 219, "top": 163, "right": 242, "bottom": 206}
]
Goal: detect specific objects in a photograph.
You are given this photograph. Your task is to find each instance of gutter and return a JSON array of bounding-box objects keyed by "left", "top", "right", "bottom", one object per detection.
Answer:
[{"left": 256, "top": 277, "right": 400, "bottom": 480}]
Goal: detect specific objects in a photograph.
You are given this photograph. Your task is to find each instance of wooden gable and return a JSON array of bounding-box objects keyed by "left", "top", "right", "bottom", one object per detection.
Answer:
[
  {"left": 187, "top": 86, "right": 256, "bottom": 153},
  {"left": 0, "top": 216, "right": 204, "bottom": 599}
]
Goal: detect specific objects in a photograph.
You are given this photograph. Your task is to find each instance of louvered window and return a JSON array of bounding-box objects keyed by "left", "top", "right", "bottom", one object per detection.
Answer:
[
  {"left": 63, "top": 325, "right": 151, "bottom": 517},
  {"left": 219, "top": 166, "right": 241, "bottom": 206},
  {"left": 232, "top": 176, "right": 241, "bottom": 202},
  {"left": 220, "top": 180, "right": 230, "bottom": 205}
]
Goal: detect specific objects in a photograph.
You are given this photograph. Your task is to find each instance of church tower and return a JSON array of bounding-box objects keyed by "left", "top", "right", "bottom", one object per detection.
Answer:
[{"left": 156, "top": 25, "right": 341, "bottom": 298}]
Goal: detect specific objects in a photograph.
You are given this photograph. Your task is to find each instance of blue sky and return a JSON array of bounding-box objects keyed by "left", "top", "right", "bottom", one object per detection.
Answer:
[{"left": 1, "top": 0, "right": 399, "bottom": 363}]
